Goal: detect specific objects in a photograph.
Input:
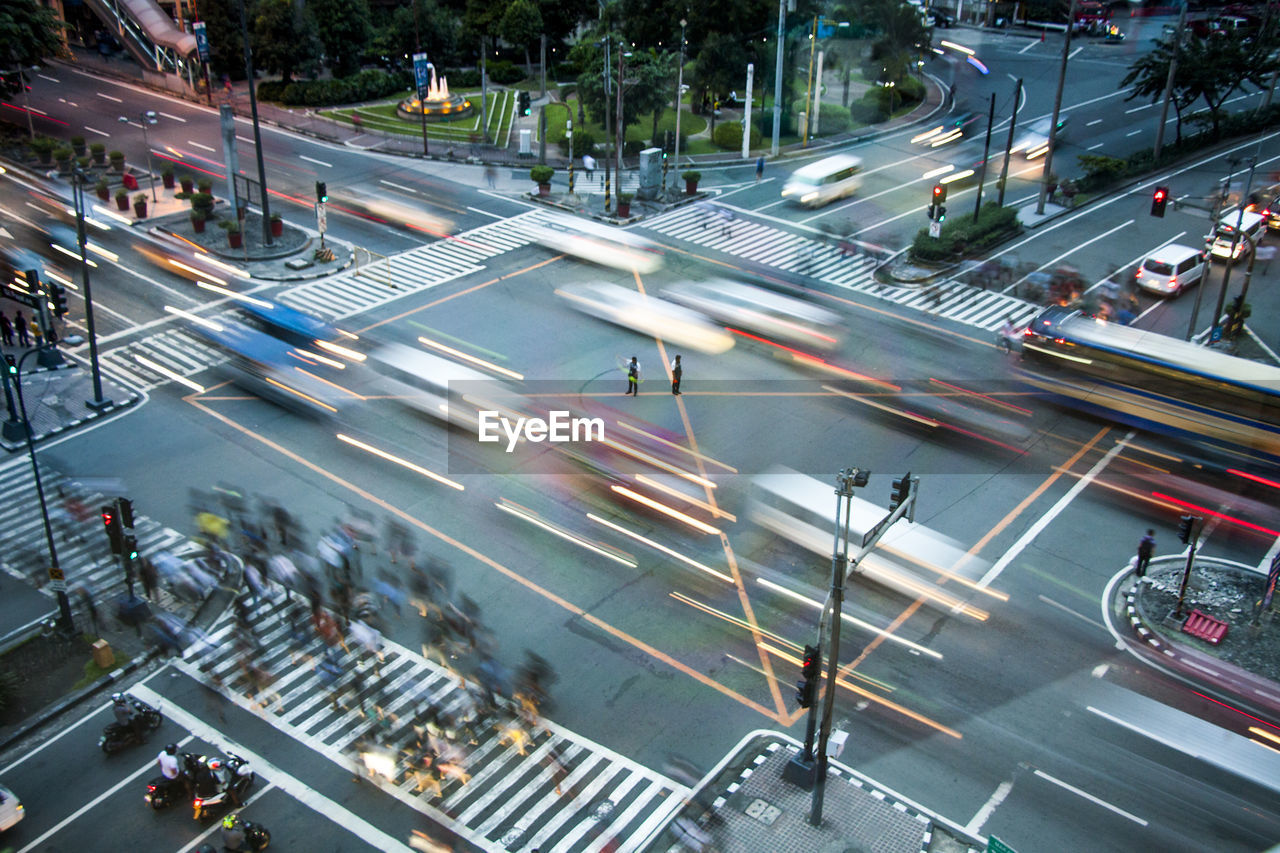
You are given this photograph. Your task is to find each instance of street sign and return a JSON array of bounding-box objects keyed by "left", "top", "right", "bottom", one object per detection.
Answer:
[
  {"left": 316, "top": 202, "right": 326, "bottom": 234},
  {"left": 413, "top": 53, "right": 431, "bottom": 97},
  {"left": 193, "top": 21, "right": 210, "bottom": 61},
  {"left": 987, "top": 836, "right": 1018, "bottom": 853},
  {"left": 929, "top": 220, "right": 942, "bottom": 239},
  {"left": 48, "top": 567, "right": 64, "bottom": 581}
]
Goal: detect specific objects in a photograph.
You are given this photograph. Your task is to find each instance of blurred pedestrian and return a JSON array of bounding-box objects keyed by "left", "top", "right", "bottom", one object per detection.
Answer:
[
  {"left": 670, "top": 354, "right": 682, "bottom": 395},
  {"left": 997, "top": 315, "right": 1017, "bottom": 354},
  {"left": 1135, "top": 529, "right": 1155, "bottom": 579},
  {"left": 485, "top": 164, "right": 497, "bottom": 189},
  {"left": 14, "top": 311, "right": 29, "bottom": 347},
  {"left": 0, "top": 310, "right": 12, "bottom": 346},
  {"left": 755, "top": 156, "right": 764, "bottom": 182},
  {"left": 582, "top": 153, "right": 596, "bottom": 178},
  {"left": 625, "top": 356, "right": 640, "bottom": 396},
  {"left": 31, "top": 321, "right": 43, "bottom": 348},
  {"left": 140, "top": 556, "right": 158, "bottom": 601}
]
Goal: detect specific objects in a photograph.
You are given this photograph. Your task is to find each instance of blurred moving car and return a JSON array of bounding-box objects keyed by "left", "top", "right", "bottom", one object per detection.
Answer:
[
  {"left": 556, "top": 283, "right": 735, "bottom": 354},
  {"left": 1010, "top": 114, "right": 1069, "bottom": 159},
  {"left": 661, "top": 279, "right": 842, "bottom": 352},
  {"left": 911, "top": 112, "right": 979, "bottom": 147},
  {"left": 0, "top": 784, "right": 24, "bottom": 831},
  {"left": 781, "top": 155, "right": 863, "bottom": 207},
  {"left": 527, "top": 213, "right": 664, "bottom": 273},
  {"left": 330, "top": 186, "right": 454, "bottom": 237}
]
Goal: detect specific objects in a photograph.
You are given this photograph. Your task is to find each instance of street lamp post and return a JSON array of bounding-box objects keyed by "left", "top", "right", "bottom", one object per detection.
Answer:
[
  {"left": 236, "top": 0, "right": 274, "bottom": 247},
  {"left": 772, "top": 0, "right": 786, "bottom": 156},
  {"left": 9, "top": 348, "right": 75, "bottom": 634},
  {"left": 70, "top": 167, "right": 112, "bottom": 410},
  {"left": 674, "top": 19, "right": 687, "bottom": 180},
  {"left": 119, "top": 110, "right": 159, "bottom": 202}
]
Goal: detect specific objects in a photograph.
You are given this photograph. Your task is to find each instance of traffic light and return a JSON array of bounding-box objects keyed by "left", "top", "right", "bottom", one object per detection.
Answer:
[
  {"left": 518, "top": 91, "right": 531, "bottom": 116},
  {"left": 933, "top": 183, "right": 947, "bottom": 204},
  {"left": 117, "top": 497, "right": 135, "bottom": 530},
  {"left": 1151, "top": 186, "right": 1169, "bottom": 218},
  {"left": 927, "top": 203, "right": 937, "bottom": 221},
  {"left": 102, "top": 504, "right": 123, "bottom": 555},
  {"left": 122, "top": 532, "right": 139, "bottom": 563},
  {"left": 48, "top": 282, "right": 68, "bottom": 318},
  {"left": 315, "top": 181, "right": 327, "bottom": 204},
  {"left": 889, "top": 472, "right": 912, "bottom": 512},
  {"left": 664, "top": 130, "right": 675, "bottom": 153},
  {"left": 1177, "top": 514, "right": 1195, "bottom": 544},
  {"left": 935, "top": 204, "right": 946, "bottom": 223},
  {"left": 4, "top": 354, "right": 15, "bottom": 376},
  {"left": 795, "top": 644, "right": 821, "bottom": 709}
]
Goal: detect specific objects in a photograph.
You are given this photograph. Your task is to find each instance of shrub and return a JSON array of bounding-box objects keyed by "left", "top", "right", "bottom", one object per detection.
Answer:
[
  {"left": 29, "top": 136, "right": 56, "bottom": 154},
  {"left": 197, "top": 177, "right": 213, "bottom": 193},
  {"left": 218, "top": 218, "right": 240, "bottom": 232},
  {"left": 447, "top": 68, "right": 483, "bottom": 88},
  {"left": 758, "top": 110, "right": 797, "bottom": 138},
  {"left": 134, "top": 193, "right": 148, "bottom": 205},
  {"left": 71, "top": 135, "right": 86, "bottom": 147},
  {"left": 90, "top": 142, "right": 106, "bottom": 154},
  {"left": 115, "top": 189, "right": 129, "bottom": 201},
  {"left": 817, "top": 102, "right": 851, "bottom": 134},
  {"left": 910, "top": 202, "right": 1020, "bottom": 262},
  {"left": 487, "top": 60, "right": 525, "bottom": 85},
  {"left": 76, "top": 156, "right": 90, "bottom": 169},
  {"left": 618, "top": 192, "right": 634, "bottom": 203},
  {"left": 109, "top": 149, "right": 124, "bottom": 161},
  {"left": 710, "top": 120, "right": 763, "bottom": 150},
  {"left": 530, "top": 165, "right": 555, "bottom": 184},
  {"left": 260, "top": 69, "right": 412, "bottom": 107},
  {"left": 161, "top": 165, "right": 174, "bottom": 178},
  {"left": 95, "top": 178, "right": 109, "bottom": 192},
  {"left": 53, "top": 146, "right": 73, "bottom": 161},
  {"left": 190, "top": 191, "right": 214, "bottom": 214},
  {"left": 0, "top": 668, "right": 19, "bottom": 714},
  {"left": 564, "top": 128, "right": 596, "bottom": 157},
  {"left": 682, "top": 170, "right": 702, "bottom": 183}
]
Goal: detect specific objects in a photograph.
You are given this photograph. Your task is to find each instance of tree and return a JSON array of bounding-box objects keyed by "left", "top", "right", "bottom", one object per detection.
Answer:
[
  {"left": 864, "top": 0, "right": 929, "bottom": 84},
  {"left": 691, "top": 31, "right": 747, "bottom": 134},
  {"left": 498, "top": 0, "right": 542, "bottom": 75},
  {"left": 251, "top": 0, "right": 322, "bottom": 83},
  {"left": 537, "top": 0, "right": 595, "bottom": 48},
  {"left": 1120, "top": 32, "right": 1279, "bottom": 139},
  {"left": 310, "top": 0, "right": 372, "bottom": 78},
  {"left": 195, "top": 0, "right": 246, "bottom": 81},
  {"left": 630, "top": 49, "right": 678, "bottom": 146},
  {"left": 366, "top": 1, "right": 460, "bottom": 71},
  {"left": 0, "top": 0, "right": 63, "bottom": 95}
]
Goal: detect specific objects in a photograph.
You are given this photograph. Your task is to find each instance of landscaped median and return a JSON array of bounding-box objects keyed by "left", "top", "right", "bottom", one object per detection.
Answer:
[
  {"left": 909, "top": 202, "right": 1021, "bottom": 263},
  {"left": 320, "top": 90, "right": 514, "bottom": 145}
]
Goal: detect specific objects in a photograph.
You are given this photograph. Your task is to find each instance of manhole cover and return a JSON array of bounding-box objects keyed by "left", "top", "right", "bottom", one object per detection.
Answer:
[
  {"left": 593, "top": 800, "right": 616, "bottom": 820},
  {"left": 745, "top": 798, "right": 781, "bottom": 826}
]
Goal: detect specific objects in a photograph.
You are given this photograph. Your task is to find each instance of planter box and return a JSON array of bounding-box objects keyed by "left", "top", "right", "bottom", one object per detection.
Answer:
[
  {"left": 133, "top": 201, "right": 147, "bottom": 218},
  {"left": 97, "top": 186, "right": 110, "bottom": 202},
  {"left": 538, "top": 182, "right": 550, "bottom": 197},
  {"left": 270, "top": 219, "right": 283, "bottom": 238},
  {"left": 616, "top": 202, "right": 631, "bottom": 218},
  {"left": 115, "top": 196, "right": 130, "bottom": 211},
  {"left": 180, "top": 179, "right": 194, "bottom": 193},
  {"left": 227, "top": 232, "right": 242, "bottom": 249},
  {"left": 192, "top": 217, "right": 206, "bottom": 234},
  {"left": 162, "top": 174, "right": 175, "bottom": 189},
  {"left": 685, "top": 180, "right": 698, "bottom": 195}
]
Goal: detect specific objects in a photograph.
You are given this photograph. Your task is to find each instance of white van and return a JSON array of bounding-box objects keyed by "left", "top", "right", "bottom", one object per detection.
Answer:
[
  {"left": 1134, "top": 244, "right": 1206, "bottom": 296},
  {"left": 781, "top": 155, "right": 863, "bottom": 206},
  {"left": 1210, "top": 210, "right": 1265, "bottom": 262}
]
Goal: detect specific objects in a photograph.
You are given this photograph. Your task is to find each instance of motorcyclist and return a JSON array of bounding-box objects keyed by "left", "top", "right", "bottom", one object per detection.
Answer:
[
  {"left": 157, "top": 743, "right": 180, "bottom": 780},
  {"left": 111, "top": 693, "right": 141, "bottom": 738},
  {"left": 221, "top": 812, "right": 247, "bottom": 851}
]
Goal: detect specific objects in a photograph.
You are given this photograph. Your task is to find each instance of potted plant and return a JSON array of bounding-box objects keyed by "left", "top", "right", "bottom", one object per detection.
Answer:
[
  {"left": 220, "top": 219, "right": 243, "bottom": 248},
  {"left": 109, "top": 149, "right": 125, "bottom": 171},
  {"left": 197, "top": 177, "right": 213, "bottom": 194},
  {"left": 270, "top": 212, "right": 283, "bottom": 238},
  {"left": 96, "top": 178, "right": 110, "bottom": 202},
  {"left": 190, "top": 191, "right": 214, "bottom": 218},
  {"left": 76, "top": 156, "right": 91, "bottom": 171},
  {"left": 530, "top": 165, "right": 554, "bottom": 197},
  {"left": 162, "top": 166, "right": 175, "bottom": 190},
  {"left": 53, "top": 146, "right": 73, "bottom": 171},
  {"left": 71, "top": 135, "right": 87, "bottom": 157},
  {"left": 191, "top": 209, "right": 207, "bottom": 234},
  {"left": 179, "top": 172, "right": 194, "bottom": 193},
  {"left": 616, "top": 192, "right": 634, "bottom": 218},
  {"left": 30, "top": 137, "right": 55, "bottom": 165},
  {"left": 115, "top": 188, "right": 130, "bottom": 211},
  {"left": 90, "top": 142, "right": 107, "bottom": 165},
  {"left": 133, "top": 193, "right": 149, "bottom": 218},
  {"left": 682, "top": 170, "right": 701, "bottom": 195}
]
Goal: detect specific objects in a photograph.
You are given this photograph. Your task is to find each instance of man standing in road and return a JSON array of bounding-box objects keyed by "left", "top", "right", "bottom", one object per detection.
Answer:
[
  {"left": 670, "top": 354, "right": 682, "bottom": 395},
  {"left": 13, "top": 310, "right": 29, "bottom": 347},
  {"left": 0, "top": 310, "right": 12, "bottom": 346},
  {"left": 755, "top": 156, "right": 765, "bottom": 182},
  {"left": 625, "top": 356, "right": 640, "bottom": 396},
  {"left": 1135, "top": 529, "right": 1156, "bottom": 579}
]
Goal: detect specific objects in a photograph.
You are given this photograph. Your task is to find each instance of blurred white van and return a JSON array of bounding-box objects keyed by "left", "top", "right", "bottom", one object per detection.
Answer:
[{"left": 781, "top": 155, "right": 863, "bottom": 207}]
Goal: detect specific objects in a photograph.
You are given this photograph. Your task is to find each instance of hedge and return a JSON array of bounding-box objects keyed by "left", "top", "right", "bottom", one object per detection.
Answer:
[
  {"left": 256, "top": 68, "right": 412, "bottom": 107},
  {"left": 910, "top": 202, "right": 1020, "bottom": 262},
  {"left": 863, "top": 75, "right": 925, "bottom": 118},
  {"left": 710, "top": 120, "right": 763, "bottom": 150}
]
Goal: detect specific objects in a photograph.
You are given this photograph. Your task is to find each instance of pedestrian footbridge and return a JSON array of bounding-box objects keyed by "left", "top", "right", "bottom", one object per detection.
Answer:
[{"left": 85, "top": 0, "right": 200, "bottom": 85}]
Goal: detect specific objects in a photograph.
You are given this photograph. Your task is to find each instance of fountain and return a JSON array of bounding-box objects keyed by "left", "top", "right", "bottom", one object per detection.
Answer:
[{"left": 397, "top": 64, "right": 474, "bottom": 122}]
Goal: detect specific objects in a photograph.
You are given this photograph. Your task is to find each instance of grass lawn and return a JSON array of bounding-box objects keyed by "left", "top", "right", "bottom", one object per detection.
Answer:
[
  {"left": 543, "top": 100, "right": 708, "bottom": 148},
  {"left": 321, "top": 90, "right": 513, "bottom": 141}
]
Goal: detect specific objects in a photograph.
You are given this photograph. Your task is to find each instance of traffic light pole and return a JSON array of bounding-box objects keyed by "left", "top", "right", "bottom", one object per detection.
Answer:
[
  {"left": 72, "top": 168, "right": 111, "bottom": 410},
  {"left": 1174, "top": 516, "right": 1202, "bottom": 619},
  {"left": 11, "top": 348, "right": 75, "bottom": 633}
]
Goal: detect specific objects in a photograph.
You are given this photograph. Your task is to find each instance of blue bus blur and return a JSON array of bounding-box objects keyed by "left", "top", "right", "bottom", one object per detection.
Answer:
[{"left": 235, "top": 299, "right": 358, "bottom": 350}]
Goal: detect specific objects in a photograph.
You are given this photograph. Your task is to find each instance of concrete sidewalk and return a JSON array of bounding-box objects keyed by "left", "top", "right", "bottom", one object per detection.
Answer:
[{"left": 0, "top": 350, "right": 140, "bottom": 451}]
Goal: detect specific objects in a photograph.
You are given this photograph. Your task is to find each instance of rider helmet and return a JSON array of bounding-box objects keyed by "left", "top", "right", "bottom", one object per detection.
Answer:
[
  {"left": 222, "top": 812, "right": 240, "bottom": 829},
  {"left": 165, "top": 743, "right": 178, "bottom": 755},
  {"left": 111, "top": 692, "right": 125, "bottom": 703},
  {"left": 208, "top": 758, "right": 222, "bottom": 770}
]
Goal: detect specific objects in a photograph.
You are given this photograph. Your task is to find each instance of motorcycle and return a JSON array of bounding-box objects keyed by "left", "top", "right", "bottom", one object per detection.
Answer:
[
  {"left": 145, "top": 752, "right": 201, "bottom": 810},
  {"left": 225, "top": 818, "right": 271, "bottom": 851},
  {"left": 99, "top": 698, "right": 163, "bottom": 754},
  {"left": 192, "top": 752, "right": 256, "bottom": 820}
]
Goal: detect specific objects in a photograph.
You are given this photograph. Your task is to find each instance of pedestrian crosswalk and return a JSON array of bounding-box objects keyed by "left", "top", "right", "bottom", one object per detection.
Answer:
[
  {"left": 96, "top": 326, "right": 228, "bottom": 392},
  {"left": 0, "top": 461, "right": 190, "bottom": 620},
  {"left": 170, "top": 600, "right": 689, "bottom": 853},
  {"left": 642, "top": 206, "right": 1042, "bottom": 332},
  {"left": 277, "top": 209, "right": 557, "bottom": 321}
]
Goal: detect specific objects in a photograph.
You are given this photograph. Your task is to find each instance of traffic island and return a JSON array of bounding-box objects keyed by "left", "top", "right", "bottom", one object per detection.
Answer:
[{"left": 150, "top": 209, "right": 353, "bottom": 281}]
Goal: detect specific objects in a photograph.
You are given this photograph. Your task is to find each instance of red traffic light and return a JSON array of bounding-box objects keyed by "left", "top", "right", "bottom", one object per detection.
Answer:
[
  {"left": 1153, "top": 188, "right": 1166, "bottom": 202},
  {"left": 102, "top": 509, "right": 114, "bottom": 527},
  {"left": 932, "top": 183, "right": 945, "bottom": 200}
]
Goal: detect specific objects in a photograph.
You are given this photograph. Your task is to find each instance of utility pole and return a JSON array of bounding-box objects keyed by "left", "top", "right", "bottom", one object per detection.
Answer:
[
  {"left": 1152, "top": 3, "right": 1186, "bottom": 160},
  {"left": 771, "top": 0, "right": 786, "bottom": 156},
  {"left": 1187, "top": 157, "right": 1240, "bottom": 341},
  {"left": 802, "top": 15, "right": 817, "bottom": 146},
  {"left": 71, "top": 168, "right": 111, "bottom": 410},
  {"left": 603, "top": 38, "right": 612, "bottom": 211},
  {"left": 996, "top": 78, "right": 1022, "bottom": 207},
  {"left": 236, "top": 0, "right": 273, "bottom": 246},
  {"left": 1036, "top": 0, "right": 1077, "bottom": 216},
  {"left": 973, "top": 91, "right": 996, "bottom": 221},
  {"left": 674, "top": 19, "right": 687, "bottom": 177},
  {"left": 1208, "top": 151, "right": 1259, "bottom": 342}
]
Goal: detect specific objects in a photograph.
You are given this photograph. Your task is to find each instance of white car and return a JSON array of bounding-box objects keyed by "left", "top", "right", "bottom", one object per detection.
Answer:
[
  {"left": 556, "top": 283, "right": 734, "bottom": 354},
  {"left": 527, "top": 213, "right": 664, "bottom": 274},
  {"left": 661, "top": 279, "right": 843, "bottom": 351},
  {"left": 0, "top": 784, "right": 24, "bottom": 831},
  {"left": 1010, "top": 114, "right": 1069, "bottom": 159}
]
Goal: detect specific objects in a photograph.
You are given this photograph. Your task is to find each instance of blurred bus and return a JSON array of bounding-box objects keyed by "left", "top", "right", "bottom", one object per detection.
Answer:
[
  {"left": 1019, "top": 307, "right": 1280, "bottom": 466},
  {"left": 366, "top": 342, "right": 515, "bottom": 429},
  {"left": 186, "top": 318, "right": 357, "bottom": 418},
  {"left": 236, "top": 298, "right": 359, "bottom": 354},
  {"left": 556, "top": 283, "right": 735, "bottom": 354},
  {"left": 750, "top": 467, "right": 990, "bottom": 618},
  {"left": 661, "top": 279, "right": 843, "bottom": 352},
  {"left": 527, "top": 213, "right": 664, "bottom": 273}
]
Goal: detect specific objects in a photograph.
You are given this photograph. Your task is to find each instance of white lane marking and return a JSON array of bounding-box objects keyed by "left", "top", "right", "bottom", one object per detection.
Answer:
[
  {"left": 1088, "top": 143, "right": 1105, "bottom": 150},
  {"left": 1068, "top": 46, "right": 1083, "bottom": 60},
  {"left": 300, "top": 155, "right": 333, "bottom": 168},
  {"left": 132, "top": 683, "right": 418, "bottom": 853},
  {"left": 379, "top": 178, "right": 415, "bottom": 192},
  {"left": 236, "top": 135, "right": 253, "bottom": 144},
  {"left": 1018, "top": 40, "right": 1037, "bottom": 54},
  {"left": 158, "top": 111, "right": 187, "bottom": 123},
  {"left": 84, "top": 125, "right": 110, "bottom": 137},
  {"left": 1125, "top": 103, "right": 1153, "bottom": 114},
  {"left": 174, "top": 784, "right": 276, "bottom": 853},
  {"left": 1087, "top": 119, "right": 1103, "bottom": 126},
  {"left": 979, "top": 433, "right": 1133, "bottom": 588},
  {"left": 1033, "top": 768, "right": 1148, "bottom": 826},
  {"left": 1126, "top": 129, "right": 1143, "bottom": 137},
  {"left": 1038, "top": 595, "right": 1108, "bottom": 631},
  {"left": 468, "top": 205, "right": 505, "bottom": 219},
  {"left": 14, "top": 735, "right": 196, "bottom": 853},
  {"left": 964, "top": 779, "right": 1013, "bottom": 834},
  {"left": 0, "top": 699, "right": 114, "bottom": 776},
  {"left": 96, "top": 92, "right": 123, "bottom": 102},
  {"left": 37, "top": 74, "right": 60, "bottom": 83},
  {"left": 1092, "top": 663, "right": 1111, "bottom": 678},
  {"left": 187, "top": 140, "right": 216, "bottom": 152}
]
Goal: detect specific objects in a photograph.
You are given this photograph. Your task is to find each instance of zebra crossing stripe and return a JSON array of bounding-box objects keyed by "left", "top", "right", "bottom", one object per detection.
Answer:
[
  {"left": 644, "top": 207, "right": 1042, "bottom": 332},
  {"left": 171, "top": 600, "right": 688, "bottom": 852}
]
